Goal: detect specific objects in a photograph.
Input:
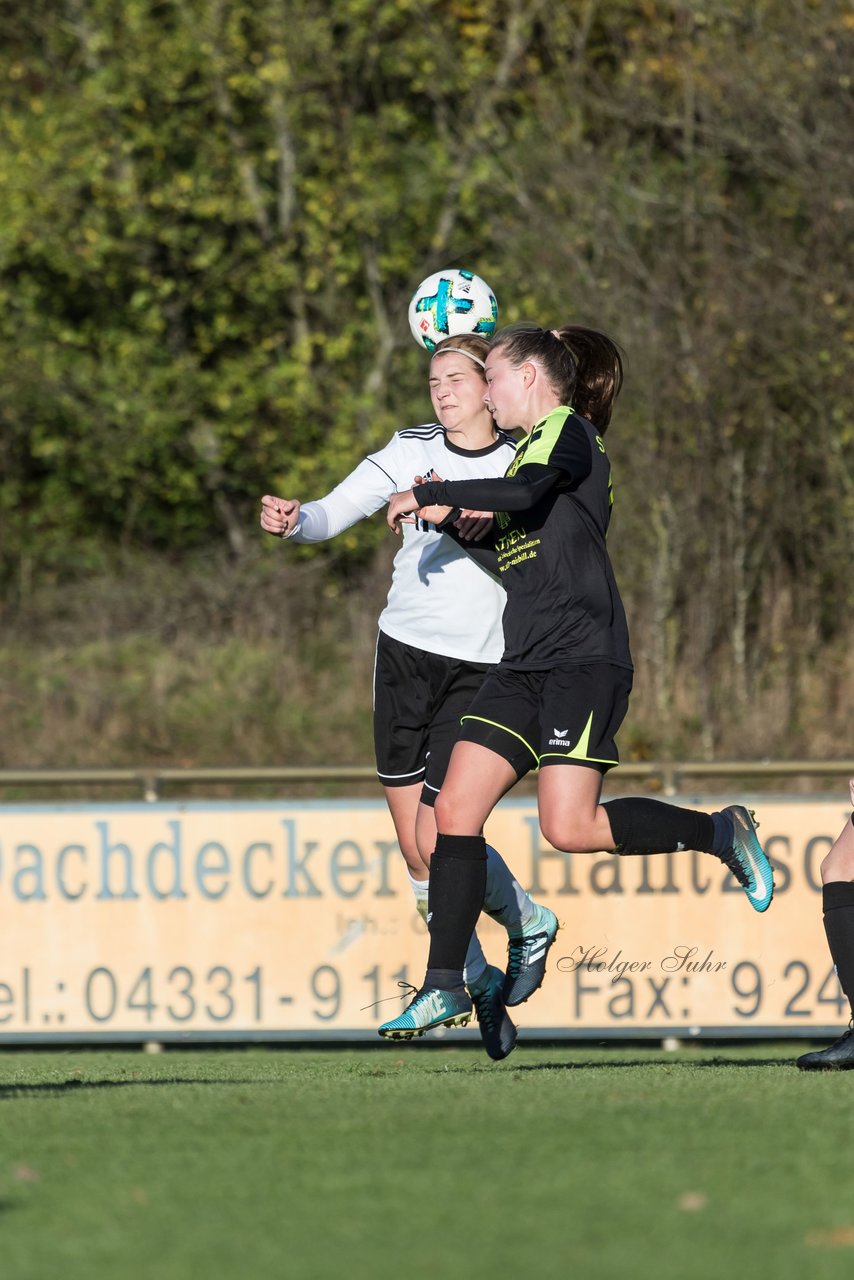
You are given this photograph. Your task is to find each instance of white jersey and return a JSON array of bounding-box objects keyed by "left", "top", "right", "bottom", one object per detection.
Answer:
[{"left": 288, "top": 423, "right": 516, "bottom": 663}]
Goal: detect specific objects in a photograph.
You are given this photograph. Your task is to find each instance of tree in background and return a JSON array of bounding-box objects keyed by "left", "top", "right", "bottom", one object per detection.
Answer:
[
  {"left": 0, "top": 0, "right": 544, "bottom": 571},
  {"left": 0, "top": 0, "right": 851, "bottom": 761}
]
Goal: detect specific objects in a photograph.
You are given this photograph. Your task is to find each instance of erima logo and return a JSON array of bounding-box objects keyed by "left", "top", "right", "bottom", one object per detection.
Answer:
[
  {"left": 554, "top": 727, "right": 568, "bottom": 736},
  {"left": 550, "top": 728, "right": 573, "bottom": 747}
]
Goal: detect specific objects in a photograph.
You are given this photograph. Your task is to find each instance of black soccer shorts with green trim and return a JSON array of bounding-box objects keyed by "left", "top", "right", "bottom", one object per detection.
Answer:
[{"left": 459, "top": 662, "right": 633, "bottom": 779}]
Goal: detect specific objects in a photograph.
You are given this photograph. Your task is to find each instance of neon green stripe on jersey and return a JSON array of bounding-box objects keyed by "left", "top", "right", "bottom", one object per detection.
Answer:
[{"left": 507, "top": 406, "right": 574, "bottom": 475}]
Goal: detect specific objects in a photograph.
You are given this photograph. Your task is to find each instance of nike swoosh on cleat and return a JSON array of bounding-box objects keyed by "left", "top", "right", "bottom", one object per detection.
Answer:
[{"left": 741, "top": 846, "right": 769, "bottom": 900}]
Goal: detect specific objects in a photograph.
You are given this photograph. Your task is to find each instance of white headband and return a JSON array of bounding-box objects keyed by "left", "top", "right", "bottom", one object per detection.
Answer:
[{"left": 431, "top": 347, "right": 486, "bottom": 369}]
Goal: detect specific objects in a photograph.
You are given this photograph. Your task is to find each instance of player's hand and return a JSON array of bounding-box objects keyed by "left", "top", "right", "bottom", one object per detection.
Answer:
[
  {"left": 406, "top": 474, "right": 451, "bottom": 527},
  {"left": 387, "top": 489, "right": 419, "bottom": 534},
  {"left": 260, "top": 494, "right": 301, "bottom": 538},
  {"left": 455, "top": 511, "right": 494, "bottom": 542},
  {"left": 402, "top": 476, "right": 450, "bottom": 524},
  {"left": 416, "top": 503, "right": 455, "bottom": 526}
]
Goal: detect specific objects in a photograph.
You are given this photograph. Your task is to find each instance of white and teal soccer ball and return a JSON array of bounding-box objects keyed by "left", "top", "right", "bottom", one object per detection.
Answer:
[{"left": 408, "top": 268, "right": 498, "bottom": 352}]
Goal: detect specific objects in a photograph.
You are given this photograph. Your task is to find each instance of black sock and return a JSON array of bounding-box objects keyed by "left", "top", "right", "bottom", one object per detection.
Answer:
[
  {"left": 709, "top": 811, "right": 735, "bottom": 860},
  {"left": 604, "top": 797, "right": 715, "bottom": 855},
  {"left": 823, "top": 881, "right": 854, "bottom": 1017},
  {"left": 424, "top": 834, "right": 487, "bottom": 986}
]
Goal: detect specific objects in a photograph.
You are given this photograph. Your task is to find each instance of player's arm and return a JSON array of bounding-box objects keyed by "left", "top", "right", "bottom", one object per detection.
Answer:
[
  {"left": 386, "top": 466, "right": 560, "bottom": 536},
  {"left": 260, "top": 449, "right": 401, "bottom": 543},
  {"left": 412, "top": 462, "right": 564, "bottom": 515},
  {"left": 407, "top": 421, "right": 594, "bottom": 516},
  {"left": 401, "top": 471, "right": 492, "bottom": 541}
]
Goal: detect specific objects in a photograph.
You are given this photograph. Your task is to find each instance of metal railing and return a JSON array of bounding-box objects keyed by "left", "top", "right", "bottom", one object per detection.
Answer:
[{"left": 0, "top": 760, "right": 851, "bottom": 802}]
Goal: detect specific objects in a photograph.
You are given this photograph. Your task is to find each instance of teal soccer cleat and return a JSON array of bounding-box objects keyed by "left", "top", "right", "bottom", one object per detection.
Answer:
[
  {"left": 717, "top": 805, "right": 774, "bottom": 913},
  {"left": 378, "top": 986, "right": 472, "bottom": 1041},
  {"left": 504, "top": 903, "right": 560, "bottom": 1006},
  {"left": 468, "top": 965, "right": 517, "bottom": 1061}
]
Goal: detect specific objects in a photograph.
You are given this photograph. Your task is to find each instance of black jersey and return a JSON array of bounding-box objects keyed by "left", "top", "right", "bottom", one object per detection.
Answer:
[{"left": 413, "top": 405, "right": 633, "bottom": 672}]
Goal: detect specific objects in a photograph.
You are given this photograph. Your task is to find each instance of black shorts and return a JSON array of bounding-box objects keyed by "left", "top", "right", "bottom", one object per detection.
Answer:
[
  {"left": 459, "top": 662, "right": 633, "bottom": 780},
  {"left": 373, "top": 631, "right": 491, "bottom": 806}
]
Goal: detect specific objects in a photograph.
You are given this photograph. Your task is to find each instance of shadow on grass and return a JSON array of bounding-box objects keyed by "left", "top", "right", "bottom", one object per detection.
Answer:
[
  {"left": 511, "top": 1056, "right": 794, "bottom": 1071},
  {"left": 0, "top": 1057, "right": 800, "bottom": 1091},
  {"left": 0, "top": 1078, "right": 266, "bottom": 1099},
  {"left": 381, "top": 1054, "right": 798, "bottom": 1074}
]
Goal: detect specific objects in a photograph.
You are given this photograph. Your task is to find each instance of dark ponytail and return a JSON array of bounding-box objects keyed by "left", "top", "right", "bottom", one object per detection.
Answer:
[
  {"left": 557, "top": 326, "right": 623, "bottom": 432},
  {"left": 490, "top": 323, "right": 624, "bottom": 432}
]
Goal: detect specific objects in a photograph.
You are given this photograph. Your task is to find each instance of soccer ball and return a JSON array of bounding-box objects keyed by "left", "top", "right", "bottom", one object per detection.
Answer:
[{"left": 408, "top": 268, "right": 498, "bottom": 352}]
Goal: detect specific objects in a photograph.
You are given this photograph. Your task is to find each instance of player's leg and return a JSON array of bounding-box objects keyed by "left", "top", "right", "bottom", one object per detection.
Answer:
[
  {"left": 380, "top": 713, "right": 515, "bottom": 1056},
  {"left": 797, "top": 781, "right": 854, "bottom": 1069},
  {"left": 373, "top": 631, "right": 432, "bottom": 909},
  {"left": 372, "top": 628, "right": 507, "bottom": 1041},
  {"left": 419, "top": 655, "right": 542, "bottom": 953},
  {"left": 380, "top": 668, "right": 544, "bottom": 1041},
  {"left": 417, "top": 661, "right": 489, "bottom": 990},
  {"left": 448, "top": 668, "right": 566, "bottom": 1007},
  {"left": 384, "top": 784, "right": 429, "bottom": 879},
  {"left": 535, "top": 665, "right": 774, "bottom": 914},
  {"left": 414, "top": 795, "right": 488, "bottom": 992},
  {"left": 378, "top": 740, "right": 516, "bottom": 1042},
  {"left": 413, "top": 657, "right": 519, "bottom": 1059}
]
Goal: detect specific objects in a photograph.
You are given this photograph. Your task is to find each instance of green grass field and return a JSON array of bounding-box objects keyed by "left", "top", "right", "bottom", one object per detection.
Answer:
[{"left": 1, "top": 1043, "right": 853, "bottom": 1280}]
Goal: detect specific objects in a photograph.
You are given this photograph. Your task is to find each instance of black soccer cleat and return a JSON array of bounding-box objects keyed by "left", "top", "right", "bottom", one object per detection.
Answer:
[
  {"left": 797, "top": 1026, "right": 854, "bottom": 1070},
  {"left": 468, "top": 965, "right": 517, "bottom": 1061}
]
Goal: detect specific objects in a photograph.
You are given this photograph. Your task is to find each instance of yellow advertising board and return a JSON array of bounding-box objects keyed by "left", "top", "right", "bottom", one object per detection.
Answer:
[{"left": 0, "top": 796, "right": 848, "bottom": 1042}]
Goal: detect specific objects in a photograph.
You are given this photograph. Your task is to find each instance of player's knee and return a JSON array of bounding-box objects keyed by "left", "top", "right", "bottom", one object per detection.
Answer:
[
  {"left": 539, "top": 813, "right": 595, "bottom": 853},
  {"left": 434, "top": 788, "right": 462, "bottom": 832},
  {"left": 821, "top": 846, "right": 854, "bottom": 884},
  {"left": 433, "top": 783, "right": 485, "bottom": 834}
]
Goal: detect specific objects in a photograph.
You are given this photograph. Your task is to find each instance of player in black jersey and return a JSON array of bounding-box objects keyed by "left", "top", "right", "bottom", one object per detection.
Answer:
[
  {"left": 378, "top": 322, "right": 776, "bottom": 1040},
  {"left": 797, "top": 779, "right": 854, "bottom": 1069}
]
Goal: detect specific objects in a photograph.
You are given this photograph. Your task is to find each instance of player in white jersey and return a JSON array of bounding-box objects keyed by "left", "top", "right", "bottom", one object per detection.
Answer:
[{"left": 260, "top": 335, "right": 557, "bottom": 1060}]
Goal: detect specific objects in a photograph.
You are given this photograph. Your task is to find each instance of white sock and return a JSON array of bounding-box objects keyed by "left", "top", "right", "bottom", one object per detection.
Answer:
[
  {"left": 483, "top": 844, "right": 537, "bottom": 934},
  {"left": 463, "top": 932, "right": 488, "bottom": 989},
  {"left": 408, "top": 872, "right": 429, "bottom": 922}
]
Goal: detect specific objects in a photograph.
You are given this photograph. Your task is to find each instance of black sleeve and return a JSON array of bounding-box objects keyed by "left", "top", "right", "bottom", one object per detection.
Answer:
[{"left": 412, "top": 462, "right": 563, "bottom": 513}]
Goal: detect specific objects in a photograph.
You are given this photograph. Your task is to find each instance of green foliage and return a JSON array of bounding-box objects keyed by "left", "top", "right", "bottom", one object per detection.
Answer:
[
  {"left": 0, "top": 0, "right": 539, "bottom": 577},
  {"left": 0, "top": 0, "right": 851, "bottom": 744}
]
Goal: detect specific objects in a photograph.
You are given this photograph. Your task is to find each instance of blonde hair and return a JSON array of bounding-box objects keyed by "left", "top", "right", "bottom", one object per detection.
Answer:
[{"left": 431, "top": 333, "right": 490, "bottom": 373}]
